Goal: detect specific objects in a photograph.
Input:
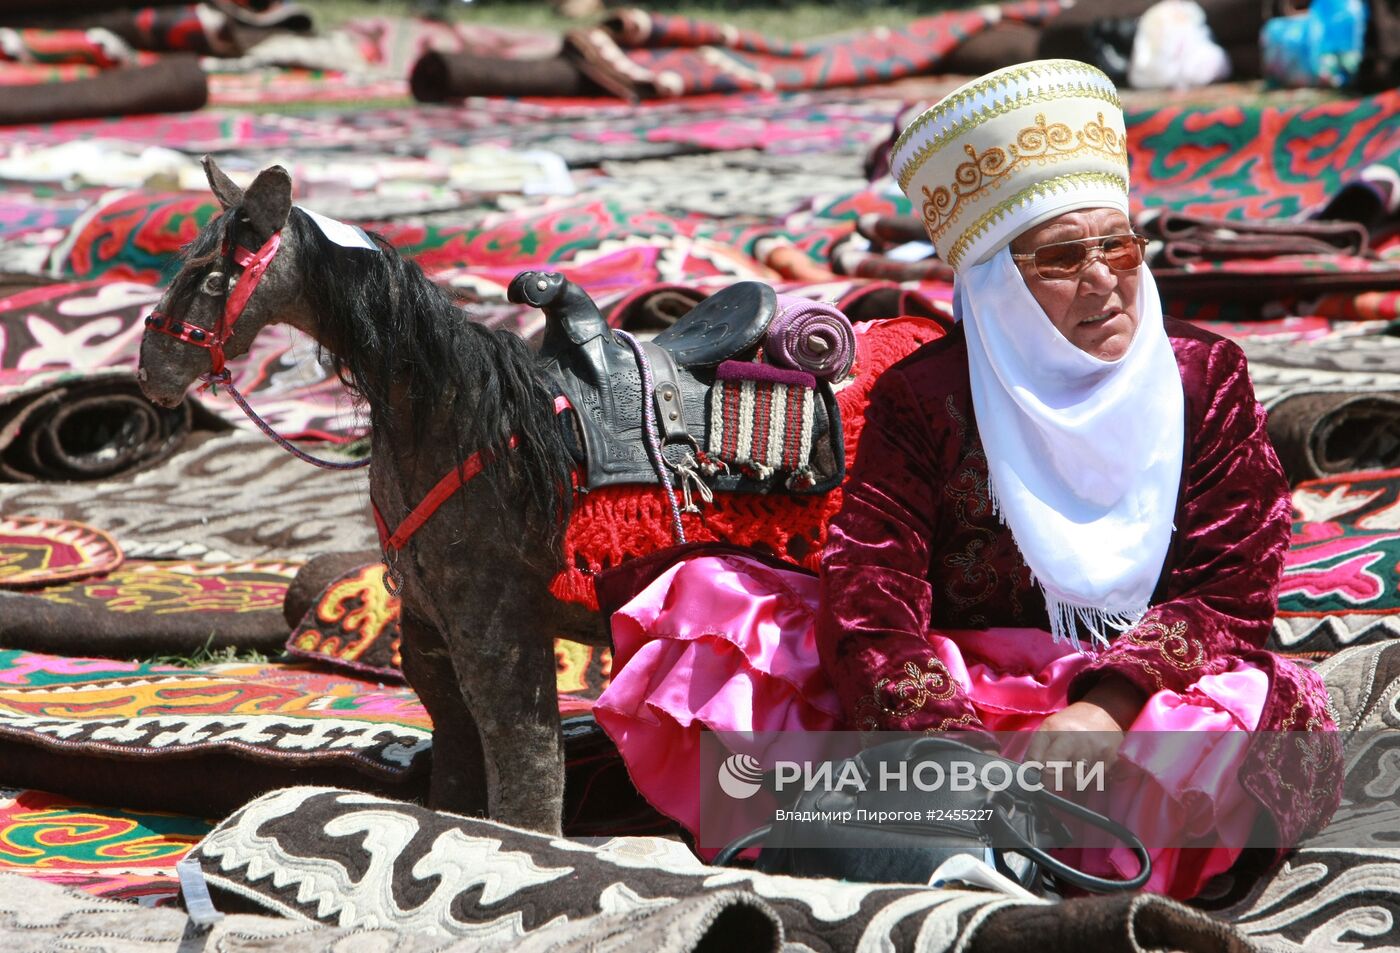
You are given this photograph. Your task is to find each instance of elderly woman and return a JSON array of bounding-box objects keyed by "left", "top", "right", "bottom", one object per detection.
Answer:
[{"left": 594, "top": 60, "right": 1339, "bottom": 900}]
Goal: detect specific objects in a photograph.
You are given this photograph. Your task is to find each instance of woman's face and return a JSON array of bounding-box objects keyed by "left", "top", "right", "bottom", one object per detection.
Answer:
[{"left": 1009, "top": 207, "right": 1140, "bottom": 362}]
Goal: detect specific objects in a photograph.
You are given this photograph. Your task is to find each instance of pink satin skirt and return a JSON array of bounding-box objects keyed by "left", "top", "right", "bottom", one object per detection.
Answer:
[{"left": 593, "top": 553, "right": 1269, "bottom": 900}]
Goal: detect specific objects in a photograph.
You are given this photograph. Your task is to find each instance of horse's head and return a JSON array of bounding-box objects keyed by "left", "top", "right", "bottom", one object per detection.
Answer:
[{"left": 138, "top": 157, "right": 299, "bottom": 408}]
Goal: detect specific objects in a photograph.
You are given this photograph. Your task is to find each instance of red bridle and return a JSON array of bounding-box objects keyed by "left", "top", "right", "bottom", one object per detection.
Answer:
[
  {"left": 142, "top": 227, "right": 369, "bottom": 472},
  {"left": 143, "top": 230, "right": 282, "bottom": 379}
]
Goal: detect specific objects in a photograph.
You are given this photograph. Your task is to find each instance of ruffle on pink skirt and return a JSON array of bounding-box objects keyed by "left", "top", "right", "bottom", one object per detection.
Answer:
[
  {"left": 594, "top": 554, "right": 844, "bottom": 836},
  {"left": 593, "top": 554, "right": 1268, "bottom": 900}
]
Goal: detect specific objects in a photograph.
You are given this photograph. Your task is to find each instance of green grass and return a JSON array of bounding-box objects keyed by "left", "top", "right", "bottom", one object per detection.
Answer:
[
  {"left": 143, "top": 636, "right": 274, "bottom": 668},
  {"left": 312, "top": 0, "right": 982, "bottom": 39}
]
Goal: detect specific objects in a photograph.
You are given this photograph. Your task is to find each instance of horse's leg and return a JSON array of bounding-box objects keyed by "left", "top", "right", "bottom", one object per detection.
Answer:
[
  {"left": 447, "top": 585, "right": 566, "bottom": 834},
  {"left": 399, "top": 610, "right": 489, "bottom": 815}
]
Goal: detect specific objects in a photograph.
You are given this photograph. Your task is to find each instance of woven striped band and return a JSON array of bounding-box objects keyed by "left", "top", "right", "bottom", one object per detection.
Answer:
[
  {"left": 707, "top": 365, "right": 816, "bottom": 486},
  {"left": 890, "top": 59, "right": 1131, "bottom": 272}
]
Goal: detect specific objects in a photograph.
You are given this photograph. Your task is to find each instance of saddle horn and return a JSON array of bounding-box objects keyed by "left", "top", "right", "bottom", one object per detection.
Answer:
[
  {"left": 507, "top": 270, "right": 567, "bottom": 308},
  {"left": 508, "top": 271, "right": 613, "bottom": 348}
]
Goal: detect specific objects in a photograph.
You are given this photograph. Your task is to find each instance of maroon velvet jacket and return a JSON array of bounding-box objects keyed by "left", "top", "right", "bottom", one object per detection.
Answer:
[{"left": 817, "top": 318, "right": 1340, "bottom": 847}]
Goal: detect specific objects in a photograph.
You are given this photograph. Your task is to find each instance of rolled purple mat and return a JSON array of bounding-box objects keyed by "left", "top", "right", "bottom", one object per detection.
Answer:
[{"left": 763, "top": 294, "right": 856, "bottom": 382}]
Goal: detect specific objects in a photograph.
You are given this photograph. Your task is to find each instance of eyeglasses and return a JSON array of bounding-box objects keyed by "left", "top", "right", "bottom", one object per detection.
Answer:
[{"left": 1011, "top": 233, "right": 1148, "bottom": 280}]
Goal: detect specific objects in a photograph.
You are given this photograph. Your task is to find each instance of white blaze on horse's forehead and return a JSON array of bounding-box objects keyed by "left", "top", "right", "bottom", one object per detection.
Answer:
[{"left": 296, "top": 205, "right": 379, "bottom": 252}]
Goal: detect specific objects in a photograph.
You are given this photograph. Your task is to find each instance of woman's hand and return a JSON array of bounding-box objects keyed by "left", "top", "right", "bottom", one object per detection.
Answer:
[{"left": 1023, "top": 675, "right": 1147, "bottom": 785}]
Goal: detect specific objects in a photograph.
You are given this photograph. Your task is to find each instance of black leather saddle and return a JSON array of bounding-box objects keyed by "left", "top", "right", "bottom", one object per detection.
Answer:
[{"left": 507, "top": 271, "right": 843, "bottom": 495}]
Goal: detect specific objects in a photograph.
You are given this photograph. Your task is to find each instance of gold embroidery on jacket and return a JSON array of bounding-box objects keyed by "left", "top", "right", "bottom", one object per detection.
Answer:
[
  {"left": 1122, "top": 618, "right": 1205, "bottom": 671},
  {"left": 1285, "top": 672, "right": 1341, "bottom": 784},
  {"left": 854, "top": 656, "right": 960, "bottom": 729},
  {"left": 930, "top": 713, "right": 980, "bottom": 731},
  {"left": 944, "top": 540, "right": 996, "bottom": 609}
]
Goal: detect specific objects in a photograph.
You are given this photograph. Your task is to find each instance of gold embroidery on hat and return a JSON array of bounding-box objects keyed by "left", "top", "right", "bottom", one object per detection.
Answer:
[
  {"left": 917, "top": 113, "right": 1127, "bottom": 253},
  {"left": 891, "top": 59, "right": 1121, "bottom": 170},
  {"left": 895, "top": 83, "right": 1122, "bottom": 194}
]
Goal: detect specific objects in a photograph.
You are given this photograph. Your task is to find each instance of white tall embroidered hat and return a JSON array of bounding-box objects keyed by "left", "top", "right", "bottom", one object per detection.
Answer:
[{"left": 891, "top": 59, "right": 1130, "bottom": 273}]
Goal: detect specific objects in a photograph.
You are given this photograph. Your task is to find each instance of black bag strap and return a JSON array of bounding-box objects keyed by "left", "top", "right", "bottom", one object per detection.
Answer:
[
  {"left": 985, "top": 783, "right": 1151, "bottom": 892},
  {"left": 712, "top": 824, "right": 771, "bottom": 867}
]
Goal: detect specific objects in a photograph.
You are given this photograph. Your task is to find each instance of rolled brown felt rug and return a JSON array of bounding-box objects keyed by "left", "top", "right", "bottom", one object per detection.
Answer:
[
  {"left": 0, "top": 53, "right": 207, "bottom": 125},
  {"left": 856, "top": 212, "right": 930, "bottom": 246},
  {"left": 1139, "top": 212, "right": 1371, "bottom": 266},
  {"left": 1152, "top": 267, "right": 1400, "bottom": 301},
  {"left": 0, "top": 371, "right": 227, "bottom": 482},
  {"left": 1147, "top": 212, "right": 1369, "bottom": 250},
  {"left": 409, "top": 50, "right": 598, "bottom": 102},
  {"left": 941, "top": 19, "right": 1042, "bottom": 76},
  {"left": 607, "top": 285, "right": 706, "bottom": 335},
  {"left": 834, "top": 247, "right": 955, "bottom": 283},
  {"left": 1266, "top": 391, "right": 1400, "bottom": 483},
  {"left": 0, "top": 0, "right": 276, "bottom": 12}
]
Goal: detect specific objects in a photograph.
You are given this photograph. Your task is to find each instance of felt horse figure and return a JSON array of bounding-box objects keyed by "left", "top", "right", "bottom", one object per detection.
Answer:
[{"left": 137, "top": 160, "right": 913, "bottom": 833}]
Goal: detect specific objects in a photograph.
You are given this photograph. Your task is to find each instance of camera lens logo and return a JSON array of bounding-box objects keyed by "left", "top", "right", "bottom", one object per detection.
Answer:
[{"left": 717, "top": 754, "right": 764, "bottom": 800}]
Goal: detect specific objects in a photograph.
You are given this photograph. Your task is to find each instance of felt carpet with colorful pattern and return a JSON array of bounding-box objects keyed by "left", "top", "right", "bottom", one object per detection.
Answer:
[
  {"left": 1277, "top": 469, "right": 1400, "bottom": 655},
  {"left": 0, "top": 788, "right": 209, "bottom": 907},
  {"left": 0, "top": 3, "right": 1398, "bottom": 936}
]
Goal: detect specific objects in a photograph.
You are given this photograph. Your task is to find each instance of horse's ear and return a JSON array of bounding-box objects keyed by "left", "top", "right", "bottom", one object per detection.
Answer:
[
  {"left": 202, "top": 155, "right": 244, "bottom": 210},
  {"left": 241, "top": 165, "right": 293, "bottom": 241}
]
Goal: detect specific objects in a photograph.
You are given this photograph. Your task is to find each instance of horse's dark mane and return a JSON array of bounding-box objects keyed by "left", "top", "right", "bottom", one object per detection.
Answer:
[
  {"left": 178, "top": 206, "right": 573, "bottom": 542},
  {"left": 294, "top": 210, "right": 573, "bottom": 539}
]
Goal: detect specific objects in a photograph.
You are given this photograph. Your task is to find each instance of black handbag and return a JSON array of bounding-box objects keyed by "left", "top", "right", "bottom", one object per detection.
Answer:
[{"left": 713, "top": 736, "right": 1151, "bottom": 894}]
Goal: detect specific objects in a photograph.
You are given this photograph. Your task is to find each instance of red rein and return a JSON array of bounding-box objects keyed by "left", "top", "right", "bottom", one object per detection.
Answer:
[{"left": 373, "top": 394, "right": 574, "bottom": 552}]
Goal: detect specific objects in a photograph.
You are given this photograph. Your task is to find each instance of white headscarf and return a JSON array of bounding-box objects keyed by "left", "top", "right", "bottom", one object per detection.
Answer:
[{"left": 955, "top": 246, "right": 1185, "bottom": 651}]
